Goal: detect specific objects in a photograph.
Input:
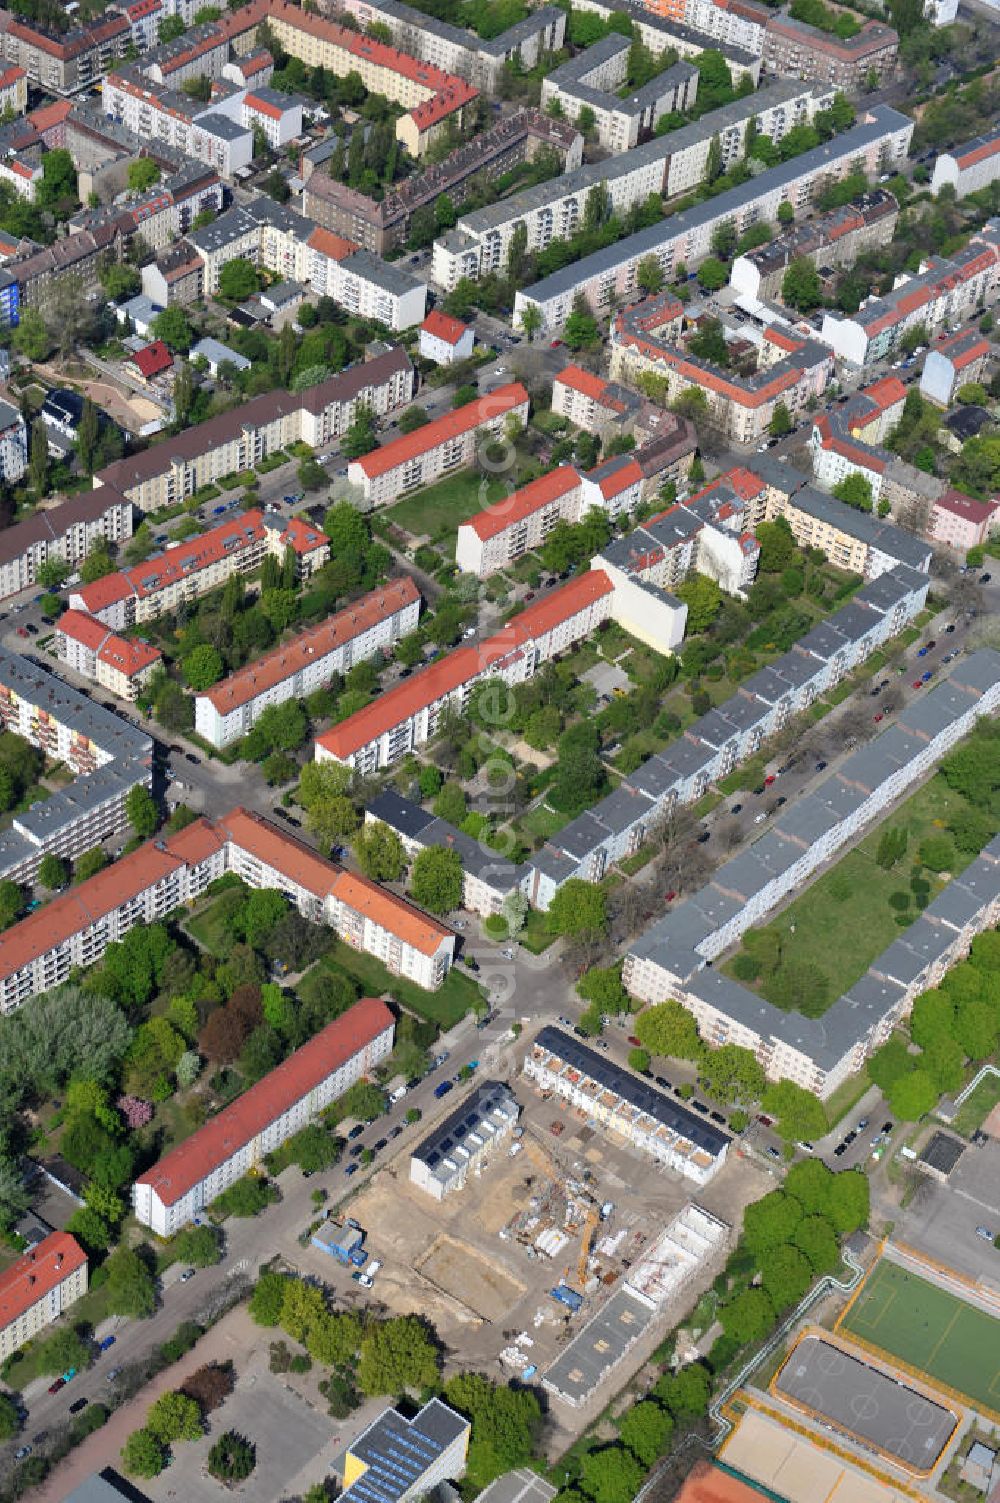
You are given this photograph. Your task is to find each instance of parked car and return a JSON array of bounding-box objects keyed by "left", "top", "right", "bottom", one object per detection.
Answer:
[
  {"left": 434, "top": 1081, "right": 454, "bottom": 1099},
  {"left": 179, "top": 1268, "right": 195, "bottom": 1283},
  {"left": 68, "top": 1397, "right": 88, "bottom": 1415},
  {"left": 976, "top": 1225, "right": 994, "bottom": 1241},
  {"left": 98, "top": 1336, "right": 116, "bottom": 1352},
  {"left": 14, "top": 1447, "right": 31, "bottom": 1461},
  {"left": 48, "top": 1378, "right": 66, "bottom": 1395},
  {"left": 344, "top": 1162, "right": 359, "bottom": 1176}
]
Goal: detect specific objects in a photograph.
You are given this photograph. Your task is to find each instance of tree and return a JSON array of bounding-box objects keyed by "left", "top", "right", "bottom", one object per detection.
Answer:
[
  {"left": 410, "top": 846, "right": 463, "bottom": 914},
  {"left": 127, "top": 157, "right": 160, "bottom": 192},
  {"left": 696, "top": 257, "right": 727, "bottom": 291},
  {"left": 760, "top": 1079, "right": 827, "bottom": 1141},
  {"left": 182, "top": 644, "right": 224, "bottom": 690},
  {"left": 793, "top": 1213, "right": 839, "bottom": 1272},
  {"left": 0, "top": 878, "right": 24, "bottom": 928},
  {"left": 122, "top": 1429, "right": 166, "bottom": 1479},
  {"left": 181, "top": 1363, "right": 235, "bottom": 1415},
  {"left": 700, "top": 1043, "right": 765, "bottom": 1104},
  {"left": 398, "top": 407, "right": 430, "bottom": 434},
  {"left": 38, "top": 852, "right": 67, "bottom": 889},
  {"left": 720, "top": 1287, "right": 774, "bottom": 1345},
  {"left": 146, "top": 1390, "right": 202, "bottom": 1443},
  {"left": 152, "top": 307, "right": 193, "bottom": 353},
  {"left": 37, "top": 556, "right": 68, "bottom": 590},
  {"left": 518, "top": 304, "right": 542, "bottom": 341},
  {"left": 104, "top": 1244, "right": 156, "bottom": 1318},
  {"left": 288, "top": 1123, "right": 339, "bottom": 1174},
  {"left": 547, "top": 879, "right": 607, "bottom": 939},
  {"left": 742, "top": 1189, "right": 803, "bottom": 1255},
  {"left": 355, "top": 821, "right": 406, "bottom": 882},
  {"left": 208, "top": 1433, "right": 255, "bottom": 1483},
  {"left": 579, "top": 1447, "right": 644, "bottom": 1503},
  {"left": 618, "top": 1400, "right": 673, "bottom": 1466},
  {"left": 635, "top": 1000, "right": 702, "bottom": 1060},
  {"left": 126, "top": 784, "right": 158, "bottom": 840},
  {"left": 657, "top": 1363, "right": 711, "bottom": 1418},
  {"left": 832, "top": 473, "right": 873, "bottom": 511},
  {"left": 762, "top": 1243, "right": 813, "bottom": 1308},
  {"left": 781, "top": 256, "right": 822, "bottom": 311},
  {"left": 307, "top": 1310, "right": 362, "bottom": 1368},
  {"left": 768, "top": 402, "right": 792, "bottom": 438},
  {"left": 218, "top": 257, "right": 259, "bottom": 301},
  {"left": 564, "top": 293, "right": 599, "bottom": 351},
  {"left": 342, "top": 406, "right": 378, "bottom": 460},
  {"left": 629, "top": 1047, "right": 650, "bottom": 1073},
  {"left": 30, "top": 420, "right": 48, "bottom": 499},
  {"left": 918, "top": 834, "right": 954, "bottom": 872},
  {"left": 13, "top": 307, "right": 50, "bottom": 361},
  {"left": 636, "top": 256, "right": 664, "bottom": 295},
  {"left": 875, "top": 826, "right": 908, "bottom": 870},
  {"left": 357, "top": 1315, "right": 440, "bottom": 1395},
  {"left": 443, "top": 1374, "right": 541, "bottom": 1486},
  {"left": 212, "top": 1174, "right": 278, "bottom": 1218},
  {"left": 0, "top": 1393, "right": 21, "bottom": 1440},
  {"left": 676, "top": 574, "right": 722, "bottom": 632},
  {"left": 173, "top": 1223, "right": 222, "bottom": 1268},
  {"left": 577, "top": 964, "right": 627, "bottom": 1014},
  {"left": 887, "top": 1067, "right": 938, "bottom": 1121},
  {"left": 250, "top": 1270, "right": 288, "bottom": 1326},
  {"left": 777, "top": 200, "right": 794, "bottom": 225}
]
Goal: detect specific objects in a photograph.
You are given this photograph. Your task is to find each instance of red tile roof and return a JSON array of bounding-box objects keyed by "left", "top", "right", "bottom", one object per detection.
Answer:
[
  {"left": 593, "top": 457, "right": 643, "bottom": 500},
  {"left": 56, "top": 608, "right": 108, "bottom": 652},
  {"left": 555, "top": 364, "right": 609, "bottom": 402},
  {"left": 0, "top": 1233, "right": 87, "bottom": 1333},
  {"left": 134, "top": 998, "right": 394, "bottom": 1209},
  {"left": 857, "top": 374, "right": 906, "bottom": 414},
  {"left": 307, "top": 226, "right": 359, "bottom": 261},
  {"left": 352, "top": 383, "right": 529, "bottom": 480},
  {"left": 955, "top": 131, "right": 1000, "bottom": 171},
  {"left": 131, "top": 340, "right": 173, "bottom": 378},
  {"left": 316, "top": 570, "right": 613, "bottom": 760},
  {"left": 462, "top": 466, "right": 582, "bottom": 542},
  {"left": 330, "top": 869, "right": 451, "bottom": 955},
  {"left": 98, "top": 634, "right": 161, "bottom": 678},
  {"left": 244, "top": 89, "right": 284, "bottom": 121},
  {"left": 421, "top": 309, "right": 471, "bottom": 346},
  {"left": 935, "top": 488, "right": 999, "bottom": 523},
  {"left": 200, "top": 578, "right": 420, "bottom": 715}
]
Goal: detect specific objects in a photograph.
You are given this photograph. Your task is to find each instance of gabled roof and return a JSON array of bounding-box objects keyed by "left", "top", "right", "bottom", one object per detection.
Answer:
[
  {"left": 130, "top": 339, "right": 173, "bottom": 378},
  {"left": 420, "top": 309, "right": 470, "bottom": 345},
  {"left": 352, "top": 383, "right": 528, "bottom": 479}
]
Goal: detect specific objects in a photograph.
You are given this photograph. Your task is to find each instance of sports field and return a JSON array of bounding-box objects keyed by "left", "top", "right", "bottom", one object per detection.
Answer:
[{"left": 841, "top": 1259, "right": 1000, "bottom": 1411}]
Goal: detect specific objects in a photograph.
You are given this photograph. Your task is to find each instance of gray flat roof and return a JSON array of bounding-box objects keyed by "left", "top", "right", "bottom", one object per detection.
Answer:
[
  {"left": 473, "top": 1469, "right": 557, "bottom": 1503},
  {"left": 543, "top": 1288, "right": 652, "bottom": 1405},
  {"left": 345, "top": 248, "right": 423, "bottom": 296}
]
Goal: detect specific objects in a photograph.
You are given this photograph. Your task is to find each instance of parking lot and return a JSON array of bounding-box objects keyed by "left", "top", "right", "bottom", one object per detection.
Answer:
[{"left": 895, "top": 1137, "right": 1000, "bottom": 1287}]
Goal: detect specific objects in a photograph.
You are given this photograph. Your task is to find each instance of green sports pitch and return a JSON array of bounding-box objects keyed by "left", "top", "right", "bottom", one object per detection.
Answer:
[{"left": 841, "top": 1259, "right": 1000, "bottom": 1411}]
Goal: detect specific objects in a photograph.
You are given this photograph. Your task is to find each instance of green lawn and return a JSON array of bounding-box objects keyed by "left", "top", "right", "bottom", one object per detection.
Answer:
[
  {"left": 384, "top": 471, "right": 512, "bottom": 543},
  {"left": 841, "top": 1260, "right": 1000, "bottom": 1411},
  {"left": 951, "top": 1073, "right": 1000, "bottom": 1139},
  {"left": 520, "top": 909, "right": 558, "bottom": 954},
  {"left": 726, "top": 773, "right": 989, "bottom": 1011},
  {"left": 185, "top": 890, "right": 243, "bottom": 957},
  {"left": 301, "top": 944, "right": 483, "bottom": 1030},
  {"left": 516, "top": 803, "right": 570, "bottom": 843}
]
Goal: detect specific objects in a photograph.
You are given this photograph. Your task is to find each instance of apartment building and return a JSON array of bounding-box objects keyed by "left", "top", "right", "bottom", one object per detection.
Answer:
[
  {"left": 307, "top": 237, "right": 427, "bottom": 332},
  {"left": 0, "top": 647, "right": 152, "bottom": 890},
  {"left": 338, "top": 1402, "right": 470, "bottom": 1503},
  {"left": 0, "top": 399, "right": 26, "bottom": 484},
  {"left": 304, "top": 108, "right": 581, "bottom": 256},
  {"left": 433, "top": 81, "right": 831, "bottom": 288},
  {"left": 773, "top": 480, "right": 931, "bottom": 575},
  {"left": 70, "top": 510, "right": 330, "bottom": 630},
  {"left": 454, "top": 420, "right": 697, "bottom": 579},
  {"left": 410, "top": 1081, "right": 520, "bottom": 1198},
  {"left": 419, "top": 310, "right": 475, "bottom": 366},
  {"left": 2, "top": 12, "right": 131, "bottom": 95},
  {"left": 521, "top": 546, "right": 928, "bottom": 908},
  {"left": 920, "top": 325, "right": 992, "bottom": 407},
  {"left": 241, "top": 85, "right": 302, "bottom": 147},
  {"left": 0, "top": 805, "right": 454, "bottom": 1015},
  {"left": 611, "top": 299, "right": 833, "bottom": 444},
  {"left": 0, "top": 65, "right": 27, "bottom": 117},
  {"left": 567, "top": 0, "right": 761, "bottom": 83},
  {"left": 102, "top": 68, "right": 255, "bottom": 180},
  {"left": 929, "top": 489, "right": 999, "bottom": 550},
  {"left": 809, "top": 373, "right": 907, "bottom": 501},
  {"left": 540, "top": 38, "right": 698, "bottom": 152},
  {"left": 55, "top": 610, "right": 163, "bottom": 701},
  {"left": 366, "top": 790, "right": 524, "bottom": 916},
  {"left": 932, "top": 127, "right": 1000, "bottom": 199},
  {"left": 513, "top": 106, "right": 913, "bottom": 329},
  {"left": 624, "top": 653, "right": 1000, "bottom": 1096},
  {"left": 761, "top": 14, "right": 898, "bottom": 91},
  {"left": 347, "top": 383, "right": 530, "bottom": 507},
  {"left": 524, "top": 1028, "right": 729, "bottom": 1184},
  {"left": 821, "top": 220, "right": 1000, "bottom": 365},
  {"left": 134, "top": 998, "right": 395, "bottom": 1234},
  {"left": 91, "top": 348, "right": 414, "bottom": 511},
  {"left": 217, "top": 0, "right": 478, "bottom": 158},
  {"left": 729, "top": 190, "right": 899, "bottom": 301},
  {"left": 0, "top": 1233, "right": 88, "bottom": 1363},
  {"left": 194, "top": 578, "right": 421, "bottom": 748},
  {"left": 315, "top": 571, "right": 617, "bottom": 772},
  {"left": 0, "top": 484, "right": 133, "bottom": 603},
  {"left": 144, "top": 23, "right": 231, "bottom": 85},
  {"left": 682, "top": 0, "right": 769, "bottom": 53},
  {"left": 0, "top": 228, "right": 110, "bottom": 327},
  {"left": 337, "top": 0, "right": 565, "bottom": 91},
  {"left": 455, "top": 467, "right": 586, "bottom": 578},
  {"left": 141, "top": 240, "right": 205, "bottom": 306},
  {"left": 67, "top": 162, "right": 225, "bottom": 256}
]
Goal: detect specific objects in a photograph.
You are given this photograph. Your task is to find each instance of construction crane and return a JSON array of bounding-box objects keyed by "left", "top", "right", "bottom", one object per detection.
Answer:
[{"left": 577, "top": 1204, "right": 599, "bottom": 1288}]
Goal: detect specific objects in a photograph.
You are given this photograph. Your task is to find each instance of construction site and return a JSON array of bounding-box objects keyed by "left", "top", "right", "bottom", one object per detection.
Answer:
[{"left": 305, "top": 1075, "right": 770, "bottom": 1438}]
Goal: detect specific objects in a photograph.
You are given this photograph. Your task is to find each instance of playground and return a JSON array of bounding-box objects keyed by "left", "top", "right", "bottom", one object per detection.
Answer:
[{"left": 840, "top": 1258, "right": 1000, "bottom": 1413}]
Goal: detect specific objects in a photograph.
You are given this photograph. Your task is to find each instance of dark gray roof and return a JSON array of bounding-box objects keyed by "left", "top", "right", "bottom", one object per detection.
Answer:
[
  {"left": 410, "top": 1080, "right": 519, "bottom": 1180},
  {"left": 535, "top": 1026, "right": 730, "bottom": 1156},
  {"left": 345, "top": 1400, "right": 469, "bottom": 1503},
  {"left": 367, "top": 789, "right": 434, "bottom": 842},
  {"left": 521, "top": 108, "right": 912, "bottom": 307}
]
